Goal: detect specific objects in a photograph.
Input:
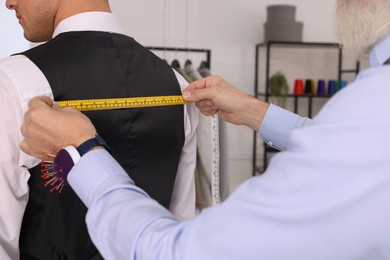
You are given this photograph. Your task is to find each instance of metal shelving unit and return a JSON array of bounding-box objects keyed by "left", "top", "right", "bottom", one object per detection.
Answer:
[{"left": 252, "top": 41, "right": 360, "bottom": 176}]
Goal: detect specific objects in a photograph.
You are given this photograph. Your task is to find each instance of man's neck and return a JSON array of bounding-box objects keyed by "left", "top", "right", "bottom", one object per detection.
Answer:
[{"left": 53, "top": 0, "right": 111, "bottom": 29}]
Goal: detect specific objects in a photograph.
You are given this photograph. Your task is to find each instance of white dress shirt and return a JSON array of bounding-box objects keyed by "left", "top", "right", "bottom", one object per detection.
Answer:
[
  {"left": 0, "top": 56, "right": 51, "bottom": 260},
  {"left": 67, "top": 34, "right": 390, "bottom": 259},
  {"left": 0, "top": 12, "right": 197, "bottom": 259}
]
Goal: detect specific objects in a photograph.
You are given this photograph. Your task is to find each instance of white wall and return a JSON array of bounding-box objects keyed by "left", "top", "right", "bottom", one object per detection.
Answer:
[
  {"left": 110, "top": 0, "right": 347, "bottom": 191},
  {"left": 0, "top": 7, "right": 30, "bottom": 58}
]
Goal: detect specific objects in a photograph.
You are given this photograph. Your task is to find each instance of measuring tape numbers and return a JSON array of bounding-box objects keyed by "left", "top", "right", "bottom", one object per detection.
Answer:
[
  {"left": 56, "top": 95, "right": 188, "bottom": 111},
  {"left": 211, "top": 114, "right": 221, "bottom": 206}
]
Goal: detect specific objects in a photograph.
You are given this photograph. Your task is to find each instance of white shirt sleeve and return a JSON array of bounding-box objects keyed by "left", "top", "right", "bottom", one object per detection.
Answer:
[
  {"left": 168, "top": 69, "right": 198, "bottom": 220},
  {"left": 0, "top": 55, "right": 52, "bottom": 259},
  {"left": 0, "top": 69, "right": 29, "bottom": 260}
]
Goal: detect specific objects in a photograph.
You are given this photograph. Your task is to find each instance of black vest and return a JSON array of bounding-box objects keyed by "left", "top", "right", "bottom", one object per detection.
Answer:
[{"left": 19, "top": 31, "right": 185, "bottom": 259}]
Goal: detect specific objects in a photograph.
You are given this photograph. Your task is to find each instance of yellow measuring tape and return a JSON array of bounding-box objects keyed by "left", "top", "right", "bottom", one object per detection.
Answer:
[{"left": 56, "top": 95, "right": 188, "bottom": 111}]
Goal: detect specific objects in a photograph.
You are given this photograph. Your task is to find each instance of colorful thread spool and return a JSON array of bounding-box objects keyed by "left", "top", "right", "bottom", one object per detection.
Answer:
[
  {"left": 317, "top": 79, "right": 326, "bottom": 96},
  {"left": 340, "top": 80, "right": 348, "bottom": 89},
  {"left": 328, "top": 80, "right": 337, "bottom": 95},
  {"left": 294, "top": 79, "right": 304, "bottom": 95},
  {"left": 304, "top": 79, "right": 313, "bottom": 94}
]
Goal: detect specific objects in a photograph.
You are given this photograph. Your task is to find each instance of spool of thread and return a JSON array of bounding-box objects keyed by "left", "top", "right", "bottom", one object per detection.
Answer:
[
  {"left": 311, "top": 80, "right": 316, "bottom": 95},
  {"left": 328, "top": 80, "right": 337, "bottom": 95},
  {"left": 340, "top": 80, "right": 348, "bottom": 89},
  {"left": 317, "top": 79, "right": 326, "bottom": 96},
  {"left": 305, "top": 79, "right": 313, "bottom": 94},
  {"left": 294, "top": 79, "right": 304, "bottom": 95},
  {"left": 335, "top": 80, "right": 340, "bottom": 92}
]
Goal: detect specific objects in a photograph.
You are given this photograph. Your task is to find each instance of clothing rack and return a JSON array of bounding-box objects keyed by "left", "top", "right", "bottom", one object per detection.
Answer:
[
  {"left": 146, "top": 46, "right": 211, "bottom": 69},
  {"left": 146, "top": 46, "right": 230, "bottom": 208}
]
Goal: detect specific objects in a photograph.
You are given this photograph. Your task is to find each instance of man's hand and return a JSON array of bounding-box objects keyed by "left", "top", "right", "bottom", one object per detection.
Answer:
[
  {"left": 183, "top": 76, "right": 269, "bottom": 131},
  {"left": 20, "top": 96, "right": 97, "bottom": 159}
]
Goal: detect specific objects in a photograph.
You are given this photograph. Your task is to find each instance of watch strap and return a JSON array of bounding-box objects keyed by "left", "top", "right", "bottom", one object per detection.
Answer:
[{"left": 76, "top": 135, "right": 112, "bottom": 156}]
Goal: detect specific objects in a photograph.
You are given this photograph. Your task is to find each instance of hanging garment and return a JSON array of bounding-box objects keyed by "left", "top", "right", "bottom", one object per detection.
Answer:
[
  {"left": 195, "top": 114, "right": 229, "bottom": 210},
  {"left": 198, "top": 60, "right": 212, "bottom": 77},
  {"left": 184, "top": 59, "right": 203, "bottom": 82},
  {"left": 193, "top": 60, "right": 229, "bottom": 210},
  {"left": 171, "top": 59, "right": 193, "bottom": 83}
]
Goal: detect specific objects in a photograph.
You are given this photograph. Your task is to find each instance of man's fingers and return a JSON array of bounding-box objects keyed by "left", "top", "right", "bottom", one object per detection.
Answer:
[
  {"left": 28, "top": 96, "right": 53, "bottom": 109},
  {"left": 185, "top": 77, "right": 211, "bottom": 90},
  {"left": 183, "top": 76, "right": 222, "bottom": 102},
  {"left": 20, "top": 122, "right": 27, "bottom": 138},
  {"left": 62, "top": 106, "right": 82, "bottom": 114},
  {"left": 39, "top": 96, "right": 54, "bottom": 106},
  {"left": 19, "top": 140, "right": 44, "bottom": 159},
  {"left": 183, "top": 86, "right": 217, "bottom": 103},
  {"left": 196, "top": 100, "right": 213, "bottom": 109},
  {"left": 195, "top": 100, "right": 219, "bottom": 115},
  {"left": 19, "top": 140, "right": 29, "bottom": 154},
  {"left": 52, "top": 103, "right": 64, "bottom": 111},
  {"left": 20, "top": 138, "right": 57, "bottom": 160}
]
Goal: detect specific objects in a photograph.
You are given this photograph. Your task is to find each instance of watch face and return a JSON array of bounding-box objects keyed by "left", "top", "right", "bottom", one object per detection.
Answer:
[{"left": 41, "top": 148, "right": 75, "bottom": 193}]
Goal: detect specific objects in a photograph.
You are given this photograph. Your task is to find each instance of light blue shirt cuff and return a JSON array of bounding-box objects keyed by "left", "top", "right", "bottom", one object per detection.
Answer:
[
  {"left": 259, "top": 104, "right": 310, "bottom": 151},
  {"left": 67, "top": 149, "right": 137, "bottom": 208}
]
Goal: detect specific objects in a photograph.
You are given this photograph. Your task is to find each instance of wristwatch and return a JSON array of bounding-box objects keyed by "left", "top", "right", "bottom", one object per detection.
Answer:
[{"left": 41, "top": 135, "right": 111, "bottom": 193}]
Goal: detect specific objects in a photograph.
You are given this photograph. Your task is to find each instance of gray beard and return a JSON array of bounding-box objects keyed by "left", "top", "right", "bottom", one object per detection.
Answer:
[{"left": 335, "top": 0, "right": 390, "bottom": 60}]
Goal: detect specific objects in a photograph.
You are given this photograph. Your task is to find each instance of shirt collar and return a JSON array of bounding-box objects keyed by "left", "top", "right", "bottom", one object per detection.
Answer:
[
  {"left": 52, "top": 12, "right": 124, "bottom": 38},
  {"left": 369, "top": 34, "right": 390, "bottom": 67}
]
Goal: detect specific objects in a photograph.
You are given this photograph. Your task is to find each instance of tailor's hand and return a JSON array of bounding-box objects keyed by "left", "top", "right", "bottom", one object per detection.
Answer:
[
  {"left": 183, "top": 76, "right": 269, "bottom": 131},
  {"left": 20, "top": 96, "right": 97, "bottom": 159}
]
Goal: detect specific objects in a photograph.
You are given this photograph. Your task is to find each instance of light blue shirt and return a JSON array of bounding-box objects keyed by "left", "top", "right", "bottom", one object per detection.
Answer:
[
  {"left": 68, "top": 34, "right": 390, "bottom": 260},
  {"left": 260, "top": 104, "right": 311, "bottom": 150}
]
